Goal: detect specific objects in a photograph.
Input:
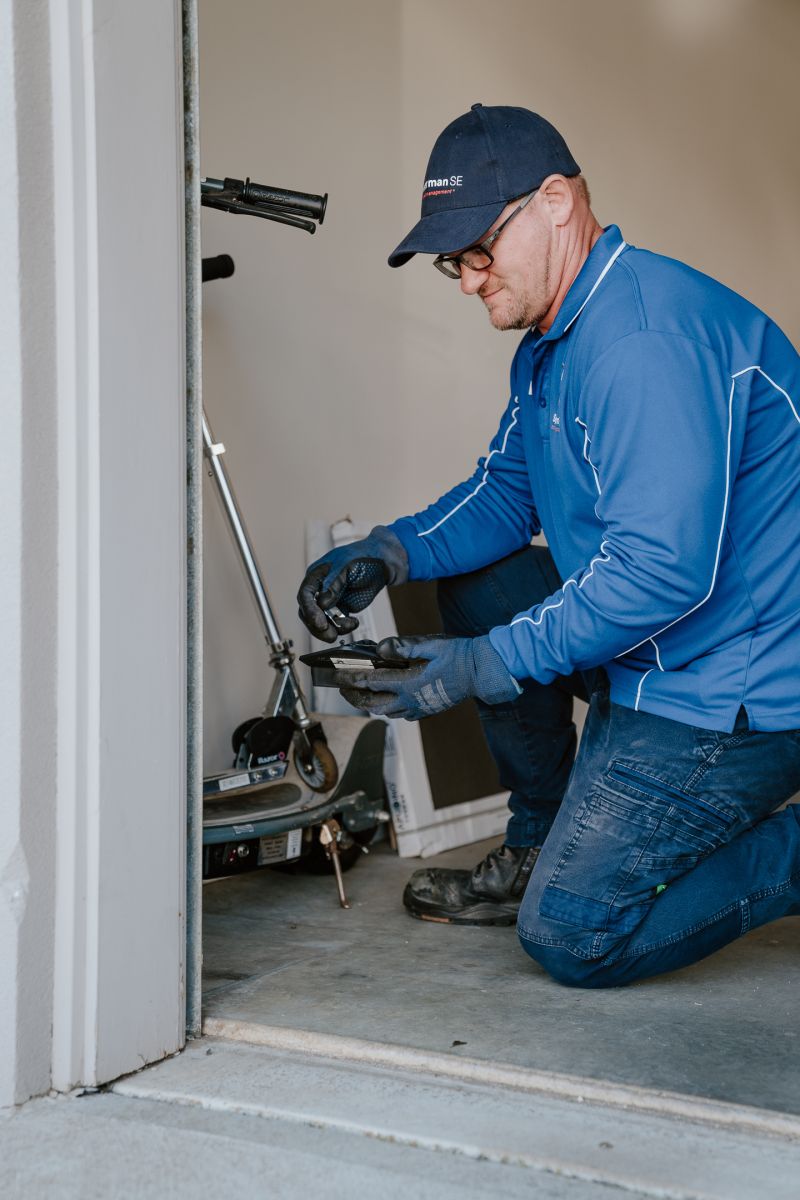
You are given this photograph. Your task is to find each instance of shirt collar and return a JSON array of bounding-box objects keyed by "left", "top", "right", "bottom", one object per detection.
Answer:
[{"left": 539, "top": 224, "right": 627, "bottom": 343}]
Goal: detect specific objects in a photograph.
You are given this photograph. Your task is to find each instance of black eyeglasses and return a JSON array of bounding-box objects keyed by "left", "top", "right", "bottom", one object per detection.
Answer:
[{"left": 433, "top": 189, "right": 538, "bottom": 279}]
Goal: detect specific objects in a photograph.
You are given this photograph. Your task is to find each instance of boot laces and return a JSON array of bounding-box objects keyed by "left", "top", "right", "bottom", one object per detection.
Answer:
[{"left": 472, "top": 844, "right": 510, "bottom": 885}]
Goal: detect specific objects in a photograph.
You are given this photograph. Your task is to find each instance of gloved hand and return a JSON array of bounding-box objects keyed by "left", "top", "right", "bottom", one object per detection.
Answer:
[
  {"left": 334, "top": 634, "right": 521, "bottom": 720},
  {"left": 297, "top": 526, "right": 409, "bottom": 643}
]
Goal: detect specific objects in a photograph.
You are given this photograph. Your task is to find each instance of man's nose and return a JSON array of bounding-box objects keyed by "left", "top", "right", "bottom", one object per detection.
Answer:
[{"left": 459, "top": 265, "right": 489, "bottom": 296}]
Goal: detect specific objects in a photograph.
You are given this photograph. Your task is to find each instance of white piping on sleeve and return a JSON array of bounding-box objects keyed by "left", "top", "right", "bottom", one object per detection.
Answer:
[
  {"left": 418, "top": 402, "right": 520, "bottom": 538},
  {"left": 732, "top": 365, "right": 799, "bottom": 425},
  {"left": 614, "top": 374, "right": 735, "bottom": 658},
  {"left": 525, "top": 365, "right": 795, "bottom": 669},
  {"left": 508, "top": 365, "right": 796, "bottom": 675},
  {"left": 506, "top": 365, "right": 792, "bottom": 676},
  {"left": 575, "top": 417, "right": 601, "bottom": 495},
  {"left": 414, "top": 237, "right": 627, "bottom": 559},
  {"left": 577, "top": 539, "right": 612, "bottom": 588},
  {"left": 509, "top": 539, "right": 612, "bottom": 630},
  {"left": 563, "top": 241, "right": 627, "bottom": 333},
  {"left": 635, "top": 669, "right": 654, "bottom": 710},
  {"left": 620, "top": 365, "right": 798, "bottom": 659},
  {"left": 509, "top": 583, "right": 572, "bottom": 629}
]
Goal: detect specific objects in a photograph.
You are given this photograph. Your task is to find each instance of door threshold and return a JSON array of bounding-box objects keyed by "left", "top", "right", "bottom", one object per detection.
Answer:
[{"left": 203, "top": 1016, "right": 800, "bottom": 1141}]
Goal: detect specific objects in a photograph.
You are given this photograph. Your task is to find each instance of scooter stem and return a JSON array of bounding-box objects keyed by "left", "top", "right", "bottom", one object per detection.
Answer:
[{"left": 202, "top": 411, "right": 283, "bottom": 646}]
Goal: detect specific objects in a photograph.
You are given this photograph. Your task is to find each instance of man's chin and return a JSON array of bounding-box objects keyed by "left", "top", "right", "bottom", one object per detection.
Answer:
[
  {"left": 482, "top": 291, "right": 536, "bottom": 331},
  {"left": 487, "top": 308, "right": 534, "bottom": 332}
]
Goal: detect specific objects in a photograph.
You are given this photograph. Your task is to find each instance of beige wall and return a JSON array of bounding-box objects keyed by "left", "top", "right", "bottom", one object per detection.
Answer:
[{"left": 199, "top": 0, "right": 800, "bottom": 770}]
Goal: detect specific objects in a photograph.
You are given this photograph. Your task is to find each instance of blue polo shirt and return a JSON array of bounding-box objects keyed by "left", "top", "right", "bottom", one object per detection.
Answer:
[{"left": 389, "top": 226, "right": 800, "bottom": 733}]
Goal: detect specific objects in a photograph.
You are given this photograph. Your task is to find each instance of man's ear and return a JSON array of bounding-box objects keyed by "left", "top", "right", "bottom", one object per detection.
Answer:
[{"left": 538, "top": 174, "right": 575, "bottom": 228}]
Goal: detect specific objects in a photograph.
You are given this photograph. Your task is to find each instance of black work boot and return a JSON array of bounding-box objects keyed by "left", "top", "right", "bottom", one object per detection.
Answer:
[{"left": 402, "top": 844, "right": 540, "bottom": 926}]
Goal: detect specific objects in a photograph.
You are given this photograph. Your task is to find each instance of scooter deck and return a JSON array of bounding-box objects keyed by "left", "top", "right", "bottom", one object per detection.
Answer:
[
  {"left": 203, "top": 782, "right": 304, "bottom": 828},
  {"left": 202, "top": 714, "right": 386, "bottom": 842},
  {"left": 203, "top": 760, "right": 288, "bottom": 801}
]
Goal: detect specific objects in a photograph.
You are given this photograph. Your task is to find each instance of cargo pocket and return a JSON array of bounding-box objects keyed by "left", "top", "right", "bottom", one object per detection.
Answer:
[
  {"left": 606, "top": 762, "right": 736, "bottom": 851},
  {"left": 538, "top": 761, "right": 736, "bottom": 940}
]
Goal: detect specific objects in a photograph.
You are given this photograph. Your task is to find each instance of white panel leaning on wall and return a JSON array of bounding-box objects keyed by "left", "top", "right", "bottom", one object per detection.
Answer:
[{"left": 305, "top": 518, "right": 509, "bottom": 857}]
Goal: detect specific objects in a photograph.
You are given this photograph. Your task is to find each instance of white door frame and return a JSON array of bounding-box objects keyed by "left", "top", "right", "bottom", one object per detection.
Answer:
[
  {"left": 0, "top": 0, "right": 188, "bottom": 1104},
  {"left": 52, "top": 0, "right": 189, "bottom": 1091}
]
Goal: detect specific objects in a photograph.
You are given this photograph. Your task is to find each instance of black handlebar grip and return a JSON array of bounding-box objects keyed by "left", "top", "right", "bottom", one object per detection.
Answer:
[
  {"left": 201, "top": 254, "right": 235, "bottom": 283},
  {"left": 242, "top": 181, "right": 327, "bottom": 224}
]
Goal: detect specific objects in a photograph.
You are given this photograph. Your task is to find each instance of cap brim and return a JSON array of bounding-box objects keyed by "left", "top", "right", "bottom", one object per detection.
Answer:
[{"left": 387, "top": 199, "right": 507, "bottom": 268}]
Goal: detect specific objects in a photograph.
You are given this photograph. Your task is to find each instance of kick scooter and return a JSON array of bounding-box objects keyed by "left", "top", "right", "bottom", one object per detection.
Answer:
[{"left": 199, "top": 181, "right": 387, "bottom": 903}]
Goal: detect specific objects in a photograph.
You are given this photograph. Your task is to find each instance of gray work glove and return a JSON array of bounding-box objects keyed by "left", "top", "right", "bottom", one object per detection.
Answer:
[
  {"left": 297, "top": 526, "right": 409, "bottom": 643},
  {"left": 335, "top": 634, "right": 522, "bottom": 720}
]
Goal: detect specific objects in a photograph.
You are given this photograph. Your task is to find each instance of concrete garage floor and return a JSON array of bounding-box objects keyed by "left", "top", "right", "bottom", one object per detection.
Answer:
[
  {"left": 6, "top": 1042, "right": 800, "bottom": 1200},
  {"left": 202, "top": 835, "right": 800, "bottom": 1117},
  {"left": 4, "top": 836, "right": 797, "bottom": 1199}
]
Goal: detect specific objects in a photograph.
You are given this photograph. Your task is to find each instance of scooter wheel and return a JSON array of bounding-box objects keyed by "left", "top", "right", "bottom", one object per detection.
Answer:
[{"left": 294, "top": 738, "right": 339, "bottom": 793}]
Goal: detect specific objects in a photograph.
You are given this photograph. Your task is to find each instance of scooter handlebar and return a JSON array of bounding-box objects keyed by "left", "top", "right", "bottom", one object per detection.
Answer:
[
  {"left": 202, "top": 176, "right": 327, "bottom": 224},
  {"left": 243, "top": 180, "right": 327, "bottom": 224}
]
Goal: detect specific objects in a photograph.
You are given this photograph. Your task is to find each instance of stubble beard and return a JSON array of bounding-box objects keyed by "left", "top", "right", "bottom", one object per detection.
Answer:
[{"left": 484, "top": 244, "right": 552, "bottom": 331}]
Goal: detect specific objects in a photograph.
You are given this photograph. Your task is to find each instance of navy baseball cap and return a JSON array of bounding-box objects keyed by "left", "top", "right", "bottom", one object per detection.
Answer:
[{"left": 388, "top": 103, "right": 580, "bottom": 268}]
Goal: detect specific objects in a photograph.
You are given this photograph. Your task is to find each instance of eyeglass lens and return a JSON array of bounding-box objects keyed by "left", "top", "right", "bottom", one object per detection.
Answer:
[
  {"left": 434, "top": 189, "right": 538, "bottom": 279},
  {"left": 436, "top": 247, "right": 492, "bottom": 278}
]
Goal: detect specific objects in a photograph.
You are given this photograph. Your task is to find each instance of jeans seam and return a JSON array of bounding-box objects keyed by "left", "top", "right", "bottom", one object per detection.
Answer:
[
  {"left": 607, "top": 900, "right": 744, "bottom": 959},
  {"left": 517, "top": 924, "right": 596, "bottom": 960},
  {"left": 485, "top": 566, "right": 513, "bottom": 616},
  {"left": 519, "top": 900, "right": 741, "bottom": 959},
  {"left": 488, "top": 697, "right": 575, "bottom": 816},
  {"left": 546, "top": 802, "right": 593, "bottom": 889},
  {"left": 542, "top": 795, "right": 661, "bottom": 935},
  {"left": 746, "top": 869, "right": 800, "bottom": 902},
  {"left": 520, "top": 866, "right": 800, "bottom": 961},
  {"left": 601, "top": 870, "right": 800, "bottom": 962},
  {"left": 740, "top": 897, "right": 751, "bottom": 935},
  {"left": 684, "top": 729, "right": 751, "bottom": 792},
  {"left": 608, "top": 763, "right": 734, "bottom": 830},
  {"left": 604, "top": 824, "right": 659, "bottom": 919}
]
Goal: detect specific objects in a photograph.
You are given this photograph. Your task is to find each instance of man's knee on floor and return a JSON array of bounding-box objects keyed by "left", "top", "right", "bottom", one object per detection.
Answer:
[
  {"left": 516, "top": 858, "right": 654, "bottom": 988},
  {"left": 517, "top": 918, "right": 628, "bottom": 989}
]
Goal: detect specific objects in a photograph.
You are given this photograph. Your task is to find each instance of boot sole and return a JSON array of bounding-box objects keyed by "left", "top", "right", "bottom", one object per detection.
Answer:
[{"left": 404, "top": 899, "right": 520, "bottom": 927}]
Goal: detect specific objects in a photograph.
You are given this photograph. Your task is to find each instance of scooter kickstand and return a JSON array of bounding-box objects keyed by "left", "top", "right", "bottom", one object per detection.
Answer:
[{"left": 319, "top": 819, "right": 350, "bottom": 910}]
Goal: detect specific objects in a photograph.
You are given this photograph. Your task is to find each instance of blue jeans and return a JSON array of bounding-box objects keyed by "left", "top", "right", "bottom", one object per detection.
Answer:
[
  {"left": 438, "top": 545, "right": 588, "bottom": 848},
  {"left": 438, "top": 546, "right": 800, "bottom": 986}
]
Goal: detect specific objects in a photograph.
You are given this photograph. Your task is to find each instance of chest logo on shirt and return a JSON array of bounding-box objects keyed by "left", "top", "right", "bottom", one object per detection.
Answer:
[{"left": 550, "top": 412, "right": 561, "bottom": 433}]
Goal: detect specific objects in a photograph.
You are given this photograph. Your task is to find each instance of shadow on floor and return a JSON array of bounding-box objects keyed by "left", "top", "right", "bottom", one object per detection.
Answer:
[{"left": 203, "top": 836, "right": 800, "bottom": 1115}]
